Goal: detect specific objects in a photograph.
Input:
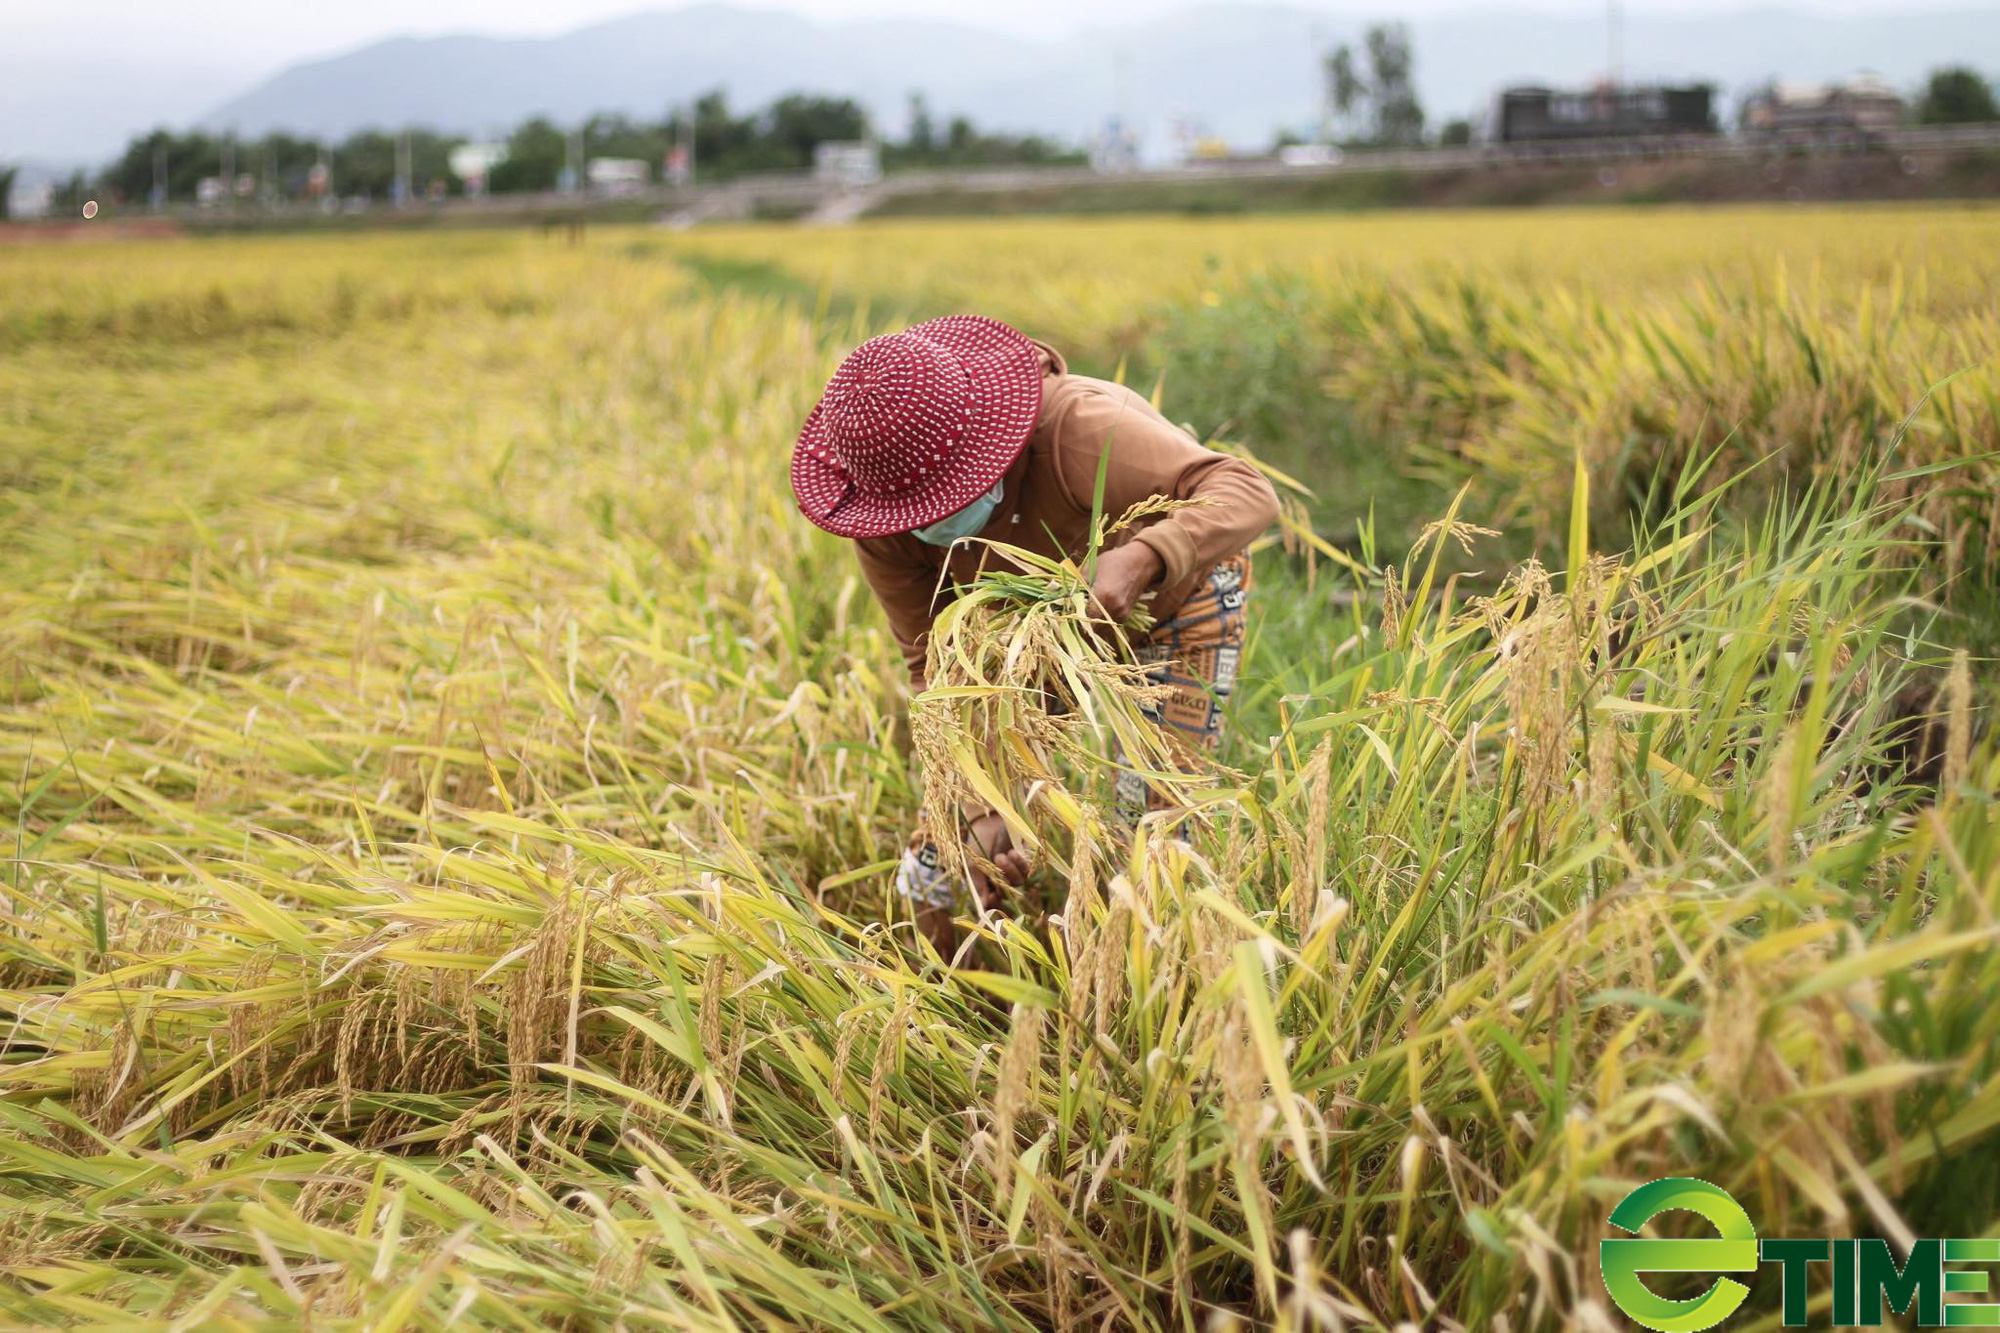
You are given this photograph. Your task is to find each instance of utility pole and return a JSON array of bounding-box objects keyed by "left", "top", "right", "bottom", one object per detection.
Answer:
[
  {"left": 395, "top": 128, "right": 412, "bottom": 208},
  {"left": 221, "top": 133, "right": 235, "bottom": 213},
  {"left": 666, "top": 106, "right": 685, "bottom": 189},
  {"left": 151, "top": 141, "right": 167, "bottom": 211}
]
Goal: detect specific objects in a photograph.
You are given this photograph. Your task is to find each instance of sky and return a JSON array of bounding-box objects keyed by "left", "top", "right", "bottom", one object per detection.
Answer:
[
  {"left": 5, "top": 0, "right": 1967, "bottom": 60},
  {"left": 0, "top": 0, "right": 1980, "bottom": 166}
]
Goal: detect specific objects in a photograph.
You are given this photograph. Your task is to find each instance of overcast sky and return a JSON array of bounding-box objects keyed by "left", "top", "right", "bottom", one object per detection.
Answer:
[
  {"left": 5, "top": 0, "right": 1971, "bottom": 64},
  {"left": 0, "top": 0, "right": 1984, "bottom": 165}
]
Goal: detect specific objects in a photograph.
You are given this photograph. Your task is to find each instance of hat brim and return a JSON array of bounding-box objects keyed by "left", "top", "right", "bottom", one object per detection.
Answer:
[{"left": 792, "top": 315, "right": 1044, "bottom": 540}]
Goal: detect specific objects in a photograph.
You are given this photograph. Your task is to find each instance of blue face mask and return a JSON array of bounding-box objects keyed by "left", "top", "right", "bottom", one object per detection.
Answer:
[{"left": 911, "top": 480, "right": 1004, "bottom": 547}]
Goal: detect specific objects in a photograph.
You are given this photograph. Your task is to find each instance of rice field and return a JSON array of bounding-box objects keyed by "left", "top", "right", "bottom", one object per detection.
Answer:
[{"left": 2, "top": 207, "right": 1997, "bottom": 1330}]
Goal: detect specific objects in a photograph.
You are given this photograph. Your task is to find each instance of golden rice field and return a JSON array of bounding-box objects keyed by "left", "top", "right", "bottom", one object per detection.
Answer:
[{"left": 2, "top": 207, "right": 1997, "bottom": 1330}]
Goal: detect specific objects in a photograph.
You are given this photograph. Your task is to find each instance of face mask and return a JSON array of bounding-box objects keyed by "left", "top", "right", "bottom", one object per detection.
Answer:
[{"left": 911, "top": 480, "right": 1004, "bottom": 547}]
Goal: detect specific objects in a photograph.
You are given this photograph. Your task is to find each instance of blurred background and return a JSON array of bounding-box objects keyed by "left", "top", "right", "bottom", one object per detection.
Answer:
[{"left": 5, "top": 0, "right": 1998, "bottom": 225}]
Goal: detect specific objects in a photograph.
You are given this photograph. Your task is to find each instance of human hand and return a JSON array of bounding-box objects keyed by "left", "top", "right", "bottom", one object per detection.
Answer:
[
  {"left": 1087, "top": 540, "right": 1164, "bottom": 630},
  {"left": 965, "top": 811, "right": 1031, "bottom": 911}
]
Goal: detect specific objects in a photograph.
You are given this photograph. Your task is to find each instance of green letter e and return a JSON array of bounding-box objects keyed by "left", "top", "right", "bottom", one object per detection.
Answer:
[{"left": 1601, "top": 1178, "right": 1759, "bottom": 1332}]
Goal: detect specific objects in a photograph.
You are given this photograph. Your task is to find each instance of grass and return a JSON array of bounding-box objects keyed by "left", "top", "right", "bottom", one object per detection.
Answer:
[{"left": 1, "top": 215, "right": 1996, "bottom": 1329}]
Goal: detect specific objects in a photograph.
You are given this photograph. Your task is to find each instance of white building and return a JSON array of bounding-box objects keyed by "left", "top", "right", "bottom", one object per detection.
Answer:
[
  {"left": 448, "top": 142, "right": 509, "bottom": 196},
  {"left": 8, "top": 178, "right": 54, "bottom": 219},
  {"left": 813, "top": 140, "right": 881, "bottom": 187},
  {"left": 586, "top": 157, "right": 650, "bottom": 194}
]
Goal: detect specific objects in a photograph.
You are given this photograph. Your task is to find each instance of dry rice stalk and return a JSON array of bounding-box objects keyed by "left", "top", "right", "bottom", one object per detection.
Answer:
[
  {"left": 1943, "top": 648, "right": 1972, "bottom": 792},
  {"left": 991, "top": 1001, "right": 1045, "bottom": 1207}
]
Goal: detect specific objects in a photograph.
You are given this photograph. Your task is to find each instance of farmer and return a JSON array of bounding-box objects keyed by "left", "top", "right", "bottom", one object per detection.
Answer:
[{"left": 791, "top": 315, "right": 1279, "bottom": 952}]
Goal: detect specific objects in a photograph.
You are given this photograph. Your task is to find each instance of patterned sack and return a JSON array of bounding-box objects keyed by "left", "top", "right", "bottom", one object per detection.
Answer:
[
  {"left": 1116, "top": 552, "right": 1252, "bottom": 822},
  {"left": 894, "top": 836, "right": 959, "bottom": 909}
]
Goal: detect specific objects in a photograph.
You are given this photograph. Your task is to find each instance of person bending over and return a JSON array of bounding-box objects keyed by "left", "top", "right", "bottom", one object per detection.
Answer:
[{"left": 791, "top": 315, "right": 1279, "bottom": 954}]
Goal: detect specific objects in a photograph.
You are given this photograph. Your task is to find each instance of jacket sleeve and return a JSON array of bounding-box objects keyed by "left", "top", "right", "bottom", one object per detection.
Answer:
[
  {"left": 1049, "top": 386, "right": 1281, "bottom": 588},
  {"left": 854, "top": 535, "right": 946, "bottom": 690}
]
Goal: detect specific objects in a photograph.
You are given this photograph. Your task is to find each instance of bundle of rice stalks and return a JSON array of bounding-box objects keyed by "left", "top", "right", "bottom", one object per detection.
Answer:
[{"left": 909, "top": 502, "right": 1238, "bottom": 896}]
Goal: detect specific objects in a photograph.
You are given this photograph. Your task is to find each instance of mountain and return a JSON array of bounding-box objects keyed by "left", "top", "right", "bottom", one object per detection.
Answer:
[
  {"left": 202, "top": 5, "right": 1049, "bottom": 143},
  {"left": 3, "top": 51, "right": 262, "bottom": 170},
  {"left": 178, "top": 4, "right": 2000, "bottom": 155}
]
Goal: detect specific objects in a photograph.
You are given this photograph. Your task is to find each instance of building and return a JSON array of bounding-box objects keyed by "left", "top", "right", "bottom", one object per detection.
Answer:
[
  {"left": 812, "top": 140, "right": 881, "bottom": 188},
  {"left": 1492, "top": 83, "right": 1717, "bottom": 143},
  {"left": 585, "top": 158, "right": 649, "bottom": 195},
  {"left": 1278, "top": 144, "right": 1344, "bottom": 167},
  {"left": 448, "top": 142, "right": 508, "bottom": 198},
  {"left": 1740, "top": 76, "right": 1905, "bottom": 141},
  {"left": 1090, "top": 116, "right": 1141, "bottom": 173},
  {"left": 8, "top": 178, "right": 53, "bottom": 219}
]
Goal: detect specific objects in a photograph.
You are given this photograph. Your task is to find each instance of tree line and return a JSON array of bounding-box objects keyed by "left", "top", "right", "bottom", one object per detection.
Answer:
[
  {"left": 10, "top": 55, "right": 1997, "bottom": 219},
  {"left": 39, "top": 89, "right": 1083, "bottom": 210}
]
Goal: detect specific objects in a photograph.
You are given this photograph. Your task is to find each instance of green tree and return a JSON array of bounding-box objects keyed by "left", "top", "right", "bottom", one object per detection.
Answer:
[
  {"left": 764, "top": 94, "right": 868, "bottom": 167},
  {"left": 1322, "top": 24, "right": 1425, "bottom": 147},
  {"left": 1440, "top": 118, "right": 1473, "bottom": 146},
  {"left": 0, "top": 164, "right": 18, "bottom": 220},
  {"left": 691, "top": 91, "right": 757, "bottom": 174},
  {"left": 334, "top": 129, "right": 464, "bottom": 199},
  {"left": 883, "top": 109, "right": 1081, "bottom": 170},
  {"left": 1324, "top": 44, "right": 1364, "bottom": 141},
  {"left": 1918, "top": 66, "right": 1999, "bottom": 124},
  {"left": 81, "top": 90, "right": 1085, "bottom": 202},
  {"left": 102, "top": 128, "right": 223, "bottom": 204},
  {"left": 488, "top": 118, "right": 567, "bottom": 193},
  {"left": 254, "top": 133, "right": 331, "bottom": 201},
  {"left": 583, "top": 113, "right": 667, "bottom": 176},
  {"left": 1365, "top": 23, "right": 1425, "bottom": 147},
  {"left": 50, "top": 170, "right": 89, "bottom": 213},
  {"left": 334, "top": 131, "right": 398, "bottom": 198}
]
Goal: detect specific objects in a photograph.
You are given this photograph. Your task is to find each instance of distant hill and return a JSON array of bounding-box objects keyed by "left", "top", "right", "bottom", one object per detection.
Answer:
[{"left": 183, "top": 3, "right": 2000, "bottom": 156}]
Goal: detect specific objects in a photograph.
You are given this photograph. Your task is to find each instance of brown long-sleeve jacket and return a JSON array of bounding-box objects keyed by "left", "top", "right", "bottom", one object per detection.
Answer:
[{"left": 854, "top": 340, "right": 1281, "bottom": 688}]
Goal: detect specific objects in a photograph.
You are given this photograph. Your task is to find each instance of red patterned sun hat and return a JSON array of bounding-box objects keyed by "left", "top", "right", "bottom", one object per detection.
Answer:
[{"left": 792, "top": 315, "right": 1044, "bottom": 539}]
